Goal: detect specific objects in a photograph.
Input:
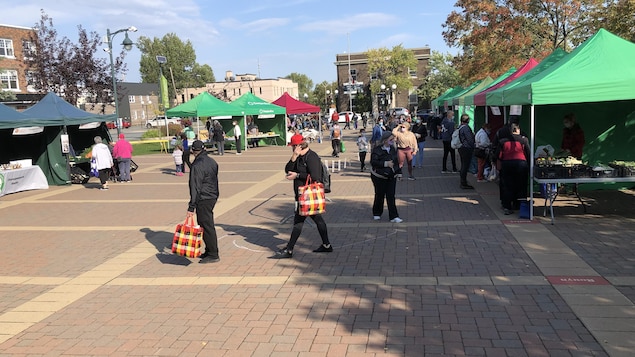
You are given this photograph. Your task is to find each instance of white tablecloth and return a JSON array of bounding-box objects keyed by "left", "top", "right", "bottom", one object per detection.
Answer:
[{"left": 0, "top": 166, "right": 49, "bottom": 197}]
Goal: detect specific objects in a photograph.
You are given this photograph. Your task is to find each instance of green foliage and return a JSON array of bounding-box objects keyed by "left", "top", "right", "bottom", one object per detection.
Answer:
[
  {"left": 142, "top": 129, "right": 163, "bottom": 138},
  {"left": 366, "top": 45, "right": 417, "bottom": 95},
  {"left": 137, "top": 33, "right": 215, "bottom": 107},
  {"left": 285, "top": 73, "right": 314, "bottom": 102},
  {"left": 417, "top": 51, "right": 464, "bottom": 104},
  {"left": 0, "top": 90, "right": 16, "bottom": 102},
  {"left": 311, "top": 81, "right": 339, "bottom": 112}
]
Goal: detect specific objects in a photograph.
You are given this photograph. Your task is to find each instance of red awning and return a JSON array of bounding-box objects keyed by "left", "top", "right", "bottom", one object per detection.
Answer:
[{"left": 272, "top": 92, "right": 321, "bottom": 114}]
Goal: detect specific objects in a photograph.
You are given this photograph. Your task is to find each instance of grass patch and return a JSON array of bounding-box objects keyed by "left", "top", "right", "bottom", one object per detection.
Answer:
[{"left": 132, "top": 142, "right": 170, "bottom": 155}]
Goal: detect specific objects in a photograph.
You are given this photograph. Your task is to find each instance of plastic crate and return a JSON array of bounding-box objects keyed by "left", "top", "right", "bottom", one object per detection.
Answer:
[
  {"left": 590, "top": 167, "right": 616, "bottom": 178},
  {"left": 609, "top": 164, "right": 635, "bottom": 177}
]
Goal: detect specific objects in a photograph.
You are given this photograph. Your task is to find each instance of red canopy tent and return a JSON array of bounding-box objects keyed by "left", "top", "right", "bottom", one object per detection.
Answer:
[
  {"left": 272, "top": 92, "right": 320, "bottom": 114},
  {"left": 473, "top": 58, "right": 539, "bottom": 106}
]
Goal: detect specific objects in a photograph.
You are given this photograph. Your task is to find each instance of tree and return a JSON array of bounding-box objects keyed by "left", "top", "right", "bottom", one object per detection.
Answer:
[
  {"left": 441, "top": 0, "right": 630, "bottom": 82},
  {"left": 312, "top": 81, "right": 339, "bottom": 112},
  {"left": 137, "top": 33, "right": 214, "bottom": 108},
  {"left": 366, "top": 45, "right": 418, "bottom": 96},
  {"left": 596, "top": 0, "right": 635, "bottom": 42},
  {"left": 284, "top": 73, "right": 313, "bottom": 103},
  {"left": 417, "top": 51, "right": 463, "bottom": 107},
  {"left": 24, "top": 10, "right": 123, "bottom": 110}
]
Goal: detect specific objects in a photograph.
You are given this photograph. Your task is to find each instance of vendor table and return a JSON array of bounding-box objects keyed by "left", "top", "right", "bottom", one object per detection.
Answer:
[
  {"left": 247, "top": 133, "right": 281, "bottom": 146},
  {"left": 534, "top": 177, "right": 635, "bottom": 224},
  {"left": 0, "top": 166, "right": 49, "bottom": 197}
]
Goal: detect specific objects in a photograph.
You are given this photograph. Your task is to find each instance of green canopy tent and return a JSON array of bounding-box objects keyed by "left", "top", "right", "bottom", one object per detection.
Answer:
[
  {"left": 0, "top": 93, "right": 114, "bottom": 185},
  {"left": 165, "top": 92, "right": 236, "bottom": 117},
  {"left": 490, "top": 29, "right": 635, "bottom": 214},
  {"left": 228, "top": 93, "right": 287, "bottom": 147},
  {"left": 449, "top": 78, "right": 493, "bottom": 129},
  {"left": 431, "top": 88, "right": 452, "bottom": 113}
]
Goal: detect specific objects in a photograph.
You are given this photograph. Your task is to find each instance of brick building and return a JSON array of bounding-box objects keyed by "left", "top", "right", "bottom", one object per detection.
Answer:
[
  {"left": 0, "top": 24, "right": 42, "bottom": 110},
  {"left": 334, "top": 47, "right": 431, "bottom": 114}
]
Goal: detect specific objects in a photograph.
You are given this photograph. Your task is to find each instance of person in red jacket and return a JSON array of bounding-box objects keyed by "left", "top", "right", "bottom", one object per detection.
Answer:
[{"left": 561, "top": 113, "right": 585, "bottom": 159}]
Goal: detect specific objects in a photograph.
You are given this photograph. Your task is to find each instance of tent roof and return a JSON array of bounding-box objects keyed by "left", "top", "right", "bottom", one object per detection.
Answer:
[
  {"left": 486, "top": 48, "right": 567, "bottom": 106},
  {"left": 16, "top": 92, "right": 116, "bottom": 127},
  {"left": 435, "top": 86, "right": 465, "bottom": 107},
  {"left": 166, "top": 92, "right": 236, "bottom": 117},
  {"left": 272, "top": 92, "right": 320, "bottom": 114},
  {"left": 451, "top": 77, "right": 494, "bottom": 107},
  {"left": 0, "top": 103, "right": 33, "bottom": 129},
  {"left": 229, "top": 92, "right": 286, "bottom": 116},
  {"left": 502, "top": 29, "right": 635, "bottom": 105},
  {"left": 473, "top": 59, "right": 539, "bottom": 106},
  {"left": 463, "top": 67, "right": 517, "bottom": 107}
]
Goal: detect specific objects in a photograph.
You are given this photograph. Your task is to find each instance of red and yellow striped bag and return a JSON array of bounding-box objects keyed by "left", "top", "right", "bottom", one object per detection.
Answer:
[
  {"left": 298, "top": 175, "right": 326, "bottom": 216},
  {"left": 171, "top": 217, "right": 203, "bottom": 258}
]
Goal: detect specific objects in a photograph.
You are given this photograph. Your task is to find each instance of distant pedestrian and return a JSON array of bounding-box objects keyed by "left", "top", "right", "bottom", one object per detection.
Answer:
[
  {"left": 370, "top": 119, "right": 384, "bottom": 148},
  {"left": 370, "top": 131, "right": 403, "bottom": 223},
  {"left": 272, "top": 136, "right": 332, "bottom": 259},
  {"left": 457, "top": 114, "right": 476, "bottom": 189},
  {"left": 172, "top": 144, "right": 184, "bottom": 176},
  {"left": 187, "top": 140, "right": 221, "bottom": 264},
  {"left": 357, "top": 129, "right": 369, "bottom": 171},
  {"left": 330, "top": 122, "right": 342, "bottom": 157},
  {"left": 112, "top": 133, "right": 133, "bottom": 182},
  {"left": 343, "top": 112, "right": 351, "bottom": 129},
  {"left": 180, "top": 133, "right": 190, "bottom": 172},
  {"left": 91, "top": 136, "right": 113, "bottom": 190},
  {"left": 411, "top": 118, "right": 427, "bottom": 169},
  {"left": 232, "top": 120, "right": 242, "bottom": 155},
  {"left": 440, "top": 111, "right": 457, "bottom": 173},
  {"left": 212, "top": 121, "right": 225, "bottom": 156},
  {"left": 392, "top": 122, "right": 418, "bottom": 180}
]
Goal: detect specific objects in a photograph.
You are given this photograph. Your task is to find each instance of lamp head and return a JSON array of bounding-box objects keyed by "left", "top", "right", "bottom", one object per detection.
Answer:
[
  {"left": 128, "top": 26, "right": 138, "bottom": 32},
  {"left": 334, "top": 89, "right": 338, "bottom": 95},
  {"left": 326, "top": 90, "right": 330, "bottom": 95},
  {"left": 122, "top": 32, "right": 134, "bottom": 51},
  {"left": 391, "top": 84, "right": 397, "bottom": 90},
  {"left": 380, "top": 84, "right": 386, "bottom": 90}
]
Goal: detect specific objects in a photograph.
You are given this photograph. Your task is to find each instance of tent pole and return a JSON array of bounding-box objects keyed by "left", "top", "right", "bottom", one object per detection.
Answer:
[{"left": 530, "top": 105, "right": 535, "bottom": 221}]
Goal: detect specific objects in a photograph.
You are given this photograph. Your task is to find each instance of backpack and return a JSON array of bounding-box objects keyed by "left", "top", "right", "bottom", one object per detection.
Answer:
[
  {"left": 320, "top": 160, "right": 331, "bottom": 193},
  {"left": 451, "top": 126, "right": 463, "bottom": 149}
]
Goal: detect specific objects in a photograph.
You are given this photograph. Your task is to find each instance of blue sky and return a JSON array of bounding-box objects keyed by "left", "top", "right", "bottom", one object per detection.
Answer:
[{"left": 2, "top": 0, "right": 459, "bottom": 85}]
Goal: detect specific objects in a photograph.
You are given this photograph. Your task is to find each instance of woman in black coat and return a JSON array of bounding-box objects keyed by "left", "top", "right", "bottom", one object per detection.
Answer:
[{"left": 370, "top": 131, "right": 403, "bottom": 223}]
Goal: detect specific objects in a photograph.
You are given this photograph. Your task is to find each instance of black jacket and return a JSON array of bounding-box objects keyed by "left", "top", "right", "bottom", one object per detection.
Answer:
[
  {"left": 412, "top": 122, "right": 427, "bottom": 143},
  {"left": 285, "top": 149, "right": 322, "bottom": 200},
  {"left": 370, "top": 145, "right": 401, "bottom": 179},
  {"left": 188, "top": 150, "right": 219, "bottom": 211}
]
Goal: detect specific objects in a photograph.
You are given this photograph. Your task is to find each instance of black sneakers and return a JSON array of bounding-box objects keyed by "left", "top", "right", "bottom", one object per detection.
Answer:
[
  {"left": 313, "top": 244, "right": 333, "bottom": 253},
  {"left": 271, "top": 248, "right": 293, "bottom": 259},
  {"left": 199, "top": 256, "right": 220, "bottom": 264}
]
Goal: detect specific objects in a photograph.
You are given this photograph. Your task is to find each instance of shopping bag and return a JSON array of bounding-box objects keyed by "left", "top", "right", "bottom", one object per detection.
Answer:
[
  {"left": 340, "top": 141, "right": 346, "bottom": 153},
  {"left": 171, "top": 217, "right": 203, "bottom": 258},
  {"left": 298, "top": 175, "right": 326, "bottom": 216},
  {"left": 90, "top": 158, "right": 99, "bottom": 177}
]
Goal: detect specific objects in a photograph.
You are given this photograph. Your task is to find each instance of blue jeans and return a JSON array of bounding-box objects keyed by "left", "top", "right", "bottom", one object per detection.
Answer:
[
  {"left": 117, "top": 158, "right": 131, "bottom": 181},
  {"left": 414, "top": 141, "right": 425, "bottom": 167}
]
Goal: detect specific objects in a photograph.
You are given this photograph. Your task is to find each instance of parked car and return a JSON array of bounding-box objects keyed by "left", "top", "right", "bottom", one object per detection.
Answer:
[
  {"left": 391, "top": 107, "right": 410, "bottom": 117},
  {"left": 106, "top": 118, "right": 131, "bottom": 129},
  {"left": 416, "top": 109, "right": 434, "bottom": 120},
  {"left": 336, "top": 111, "right": 362, "bottom": 124},
  {"left": 146, "top": 116, "right": 181, "bottom": 128}
]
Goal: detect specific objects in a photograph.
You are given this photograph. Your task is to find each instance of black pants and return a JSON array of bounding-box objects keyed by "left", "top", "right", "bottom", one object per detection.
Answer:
[
  {"left": 359, "top": 152, "right": 367, "bottom": 170},
  {"left": 442, "top": 141, "right": 456, "bottom": 171},
  {"left": 371, "top": 175, "right": 399, "bottom": 219},
  {"left": 500, "top": 160, "right": 529, "bottom": 210},
  {"left": 98, "top": 168, "right": 110, "bottom": 185},
  {"left": 286, "top": 210, "right": 329, "bottom": 251},
  {"left": 331, "top": 139, "right": 340, "bottom": 156},
  {"left": 235, "top": 136, "right": 242, "bottom": 153},
  {"left": 182, "top": 149, "right": 191, "bottom": 172},
  {"left": 196, "top": 199, "right": 219, "bottom": 258},
  {"left": 458, "top": 147, "right": 473, "bottom": 186}
]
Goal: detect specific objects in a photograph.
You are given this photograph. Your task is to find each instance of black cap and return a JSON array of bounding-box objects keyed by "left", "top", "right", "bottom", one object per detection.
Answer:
[{"left": 191, "top": 140, "right": 205, "bottom": 151}]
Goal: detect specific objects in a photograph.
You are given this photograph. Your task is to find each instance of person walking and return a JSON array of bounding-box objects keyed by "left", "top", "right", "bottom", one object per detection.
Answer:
[
  {"left": 232, "top": 120, "right": 242, "bottom": 155},
  {"left": 330, "top": 122, "right": 342, "bottom": 157},
  {"left": 411, "top": 117, "right": 427, "bottom": 169},
  {"left": 370, "top": 119, "right": 384, "bottom": 148},
  {"left": 392, "top": 121, "right": 418, "bottom": 180},
  {"left": 180, "top": 133, "right": 190, "bottom": 173},
  {"left": 91, "top": 136, "right": 113, "bottom": 190},
  {"left": 370, "top": 132, "right": 403, "bottom": 223},
  {"left": 357, "top": 129, "right": 369, "bottom": 171},
  {"left": 272, "top": 136, "right": 332, "bottom": 259},
  {"left": 112, "top": 133, "right": 133, "bottom": 182},
  {"left": 172, "top": 144, "right": 184, "bottom": 176},
  {"left": 343, "top": 112, "right": 351, "bottom": 129},
  {"left": 440, "top": 111, "right": 458, "bottom": 173},
  {"left": 457, "top": 114, "right": 476, "bottom": 189},
  {"left": 187, "top": 140, "right": 221, "bottom": 264}
]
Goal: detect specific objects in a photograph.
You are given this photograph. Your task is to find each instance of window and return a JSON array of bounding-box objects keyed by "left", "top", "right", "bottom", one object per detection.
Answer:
[
  {"left": 22, "top": 40, "right": 36, "bottom": 59},
  {"left": 408, "top": 67, "right": 417, "bottom": 78},
  {"left": 0, "top": 70, "right": 19, "bottom": 90},
  {"left": 408, "top": 88, "right": 418, "bottom": 105},
  {"left": 349, "top": 69, "right": 357, "bottom": 83},
  {"left": 0, "top": 39, "right": 14, "bottom": 57},
  {"left": 26, "top": 70, "right": 37, "bottom": 92},
  {"left": 128, "top": 95, "right": 135, "bottom": 104},
  {"left": 370, "top": 72, "right": 378, "bottom": 81}
]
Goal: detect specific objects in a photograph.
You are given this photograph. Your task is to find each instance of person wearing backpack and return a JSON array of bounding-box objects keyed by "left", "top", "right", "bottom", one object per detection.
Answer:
[
  {"left": 440, "top": 111, "right": 458, "bottom": 173},
  {"left": 330, "top": 122, "right": 342, "bottom": 157},
  {"left": 272, "top": 136, "right": 332, "bottom": 259}
]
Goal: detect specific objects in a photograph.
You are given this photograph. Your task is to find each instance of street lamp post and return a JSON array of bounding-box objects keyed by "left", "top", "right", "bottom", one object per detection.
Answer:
[
  {"left": 391, "top": 84, "right": 397, "bottom": 109},
  {"left": 334, "top": 89, "right": 339, "bottom": 112},
  {"left": 106, "top": 26, "right": 137, "bottom": 138},
  {"left": 380, "top": 84, "right": 386, "bottom": 114},
  {"left": 303, "top": 93, "right": 308, "bottom": 102}
]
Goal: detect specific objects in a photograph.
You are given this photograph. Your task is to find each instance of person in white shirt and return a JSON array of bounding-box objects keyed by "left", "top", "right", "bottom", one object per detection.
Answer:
[
  {"left": 91, "top": 136, "right": 113, "bottom": 190},
  {"left": 232, "top": 121, "right": 242, "bottom": 155},
  {"left": 474, "top": 123, "right": 492, "bottom": 182}
]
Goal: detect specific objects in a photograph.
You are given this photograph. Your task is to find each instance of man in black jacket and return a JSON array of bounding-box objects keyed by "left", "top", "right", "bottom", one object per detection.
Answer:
[
  {"left": 272, "top": 136, "right": 332, "bottom": 259},
  {"left": 187, "top": 140, "right": 221, "bottom": 264}
]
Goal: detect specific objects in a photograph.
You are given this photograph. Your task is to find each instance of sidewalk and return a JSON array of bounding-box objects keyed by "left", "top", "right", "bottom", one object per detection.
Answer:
[{"left": 0, "top": 132, "right": 633, "bottom": 356}]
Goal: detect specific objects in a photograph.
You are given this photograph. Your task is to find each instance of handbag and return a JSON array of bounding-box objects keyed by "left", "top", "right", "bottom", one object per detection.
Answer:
[
  {"left": 90, "top": 158, "right": 99, "bottom": 177},
  {"left": 171, "top": 217, "right": 204, "bottom": 258},
  {"left": 474, "top": 147, "right": 487, "bottom": 159},
  {"left": 298, "top": 175, "right": 326, "bottom": 216}
]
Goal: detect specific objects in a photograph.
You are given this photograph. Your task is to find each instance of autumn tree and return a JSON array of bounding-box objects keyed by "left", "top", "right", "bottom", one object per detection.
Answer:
[
  {"left": 417, "top": 51, "right": 463, "bottom": 107},
  {"left": 24, "top": 10, "right": 124, "bottom": 110},
  {"left": 137, "top": 34, "right": 214, "bottom": 107},
  {"left": 284, "top": 73, "right": 313, "bottom": 103},
  {"left": 442, "top": 0, "right": 633, "bottom": 82}
]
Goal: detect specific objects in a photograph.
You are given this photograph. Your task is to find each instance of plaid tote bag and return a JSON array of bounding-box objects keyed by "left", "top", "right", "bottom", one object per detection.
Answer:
[
  {"left": 298, "top": 175, "right": 326, "bottom": 216},
  {"left": 171, "top": 217, "right": 204, "bottom": 258}
]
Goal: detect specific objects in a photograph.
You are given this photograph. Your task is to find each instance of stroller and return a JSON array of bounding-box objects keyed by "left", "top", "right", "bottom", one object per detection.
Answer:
[{"left": 109, "top": 159, "right": 139, "bottom": 182}]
